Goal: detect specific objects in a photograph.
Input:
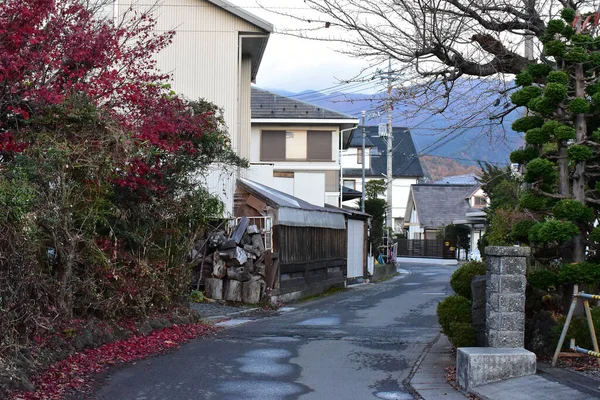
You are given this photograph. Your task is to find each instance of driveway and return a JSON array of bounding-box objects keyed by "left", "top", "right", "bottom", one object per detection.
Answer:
[{"left": 88, "top": 262, "right": 456, "bottom": 400}]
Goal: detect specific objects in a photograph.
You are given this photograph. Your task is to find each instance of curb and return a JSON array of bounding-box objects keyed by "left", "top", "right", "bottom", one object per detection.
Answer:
[{"left": 403, "top": 332, "right": 440, "bottom": 400}]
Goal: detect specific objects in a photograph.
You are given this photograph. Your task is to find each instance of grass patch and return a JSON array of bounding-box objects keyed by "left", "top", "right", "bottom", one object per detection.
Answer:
[{"left": 299, "top": 286, "right": 348, "bottom": 302}]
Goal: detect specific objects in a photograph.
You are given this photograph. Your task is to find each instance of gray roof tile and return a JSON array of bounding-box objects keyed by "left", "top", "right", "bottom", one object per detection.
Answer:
[
  {"left": 411, "top": 184, "right": 481, "bottom": 229},
  {"left": 344, "top": 126, "right": 424, "bottom": 178},
  {"left": 251, "top": 87, "right": 357, "bottom": 120}
]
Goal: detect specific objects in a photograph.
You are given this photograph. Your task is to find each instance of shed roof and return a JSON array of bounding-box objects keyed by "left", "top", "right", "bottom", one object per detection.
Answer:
[
  {"left": 344, "top": 126, "right": 424, "bottom": 178},
  {"left": 237, "top": 178, "right": 347, "bottom": 229},
  {"left": 410, "top": 184, "right": 481, "bottom": 229}
]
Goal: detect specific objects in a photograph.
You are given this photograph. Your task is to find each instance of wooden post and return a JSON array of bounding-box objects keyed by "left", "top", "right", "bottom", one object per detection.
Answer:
[
  {"left": 583, "top": 298, "right": 600, "bottom": 365},
  {"left": 552, "top": 284, "right": 579, "bottom": 366}
]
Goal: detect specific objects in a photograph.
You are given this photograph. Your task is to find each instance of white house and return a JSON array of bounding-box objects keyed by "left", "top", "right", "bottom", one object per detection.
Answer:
[
  {"left": 341, "top": 126, "right": 425, "bottom": 232},
  {"left": 115, "top": 0, "right": 273, "bottom": 214},
  {"left": 248, "top": 87, "right": 358, "bottom": 207}
]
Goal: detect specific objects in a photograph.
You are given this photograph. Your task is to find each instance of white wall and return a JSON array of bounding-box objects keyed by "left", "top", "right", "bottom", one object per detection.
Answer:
[
  {"left": 407, "top": 207, "right": 424, "bottom": 239},
  {"left": 341, "top": 147, "right": 370, "bottom": 169},
  {"left": 294, "top": 172, "right": 325, "bottom": 207},
  {"left": 247, "top": 163, "right": 274, "bottom": 187},
  {"left": 341, "top": 176, "right": 418, "bottom": 230}
]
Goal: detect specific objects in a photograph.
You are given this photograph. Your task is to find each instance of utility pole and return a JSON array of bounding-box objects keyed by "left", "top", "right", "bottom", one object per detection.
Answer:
[
  {"left": 361, "top": 110, "right": 366, "bottom": 212},
  {"left": 386, "top": 57, "right": 394, "bottom": 233}
]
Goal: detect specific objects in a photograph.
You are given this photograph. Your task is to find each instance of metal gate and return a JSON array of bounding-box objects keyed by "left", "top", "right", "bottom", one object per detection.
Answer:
[{"left": 347, "top": 219, "right": 365, "bottom": 278}]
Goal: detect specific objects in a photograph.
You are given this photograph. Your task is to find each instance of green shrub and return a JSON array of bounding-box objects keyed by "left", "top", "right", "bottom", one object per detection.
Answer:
[
  {"left": 437, "top": 295, "right": 475, "bottom": 348},
  {"left": 528, "top": 220, "right": 579, "bottom": 244},
  {"left": 544, "top": 82, "right": 568, "bottom": 103},
  {"left": 510, "top": 219, "right": 537, "bottom": 242},
  {"left": 552, "top": 200, "right": 594, "bottom": 222},
  {"left": 447, "top": 322, "right": 476, "bottom": 348},
  {"left": 547, "top": 71, "right": 569, "bottom": 85},
  {"left": 519, "top": 191, "right": 547, "bottom": 211},
  {"left": 510, "top": 147, "right": 540, "bottom": 164},
  {"left": 437, "top": 295, "right": 472, "bottom": 334},
  {"left": 188, "top": 290, "right": 205, "bottom": 303},
  {"left": 525, "top": 128, "right": 550, "bottom": 145},
  {"left": 512, "top": 116, "right": 545, "bottom": 132},
  {"left": 568, "top": 98, "right": 590, "bottom": 114},
  {"left": 450, "top": 261, "right": 486, "bottom": 300},
  {"left": 567, "top": 144, "right": 594, "bottom": 161},
  {"left": 524, "top": 158, "right": 557, "bottom": 184},
  {"left": 554, "top": 306, "right": 600, "bottom": 351},
  {"left": 528, "top": 269, "right": 558, "bottom": 291},
  {"left": 557, "top": 262, "right": 600, "bottom": 285},
  {"left": 544, "top": 40, "right": 567, "bottom": 57},
  {"left": 546, "top": 19, "right": 566, "bottom": 36},
  {"left": 511, "top": 86, "right": 542, "bottom": 106},
  {"left": 554, "top": 125, "right": 576, "bottom": 140}
]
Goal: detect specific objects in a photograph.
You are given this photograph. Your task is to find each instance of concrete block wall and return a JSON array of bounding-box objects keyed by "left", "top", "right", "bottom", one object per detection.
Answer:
[{"left": 484, "top": 246, "right": 530, "bottom": 348}]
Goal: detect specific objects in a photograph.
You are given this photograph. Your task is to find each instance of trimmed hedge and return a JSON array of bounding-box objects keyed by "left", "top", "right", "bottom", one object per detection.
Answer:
[
  {"left": 450, "top": 261, "right": 486, "bottom": 300},
  {"left": 436, "top": 295, "right": 475, "bottom": 347}
]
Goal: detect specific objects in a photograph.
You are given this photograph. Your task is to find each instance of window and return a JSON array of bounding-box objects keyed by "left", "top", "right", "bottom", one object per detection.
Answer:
[
  {"left": 261, "top": 130, "right": 286, "bottom": 161},
  {"left": 343, "top": 180, "right": 355, "bottom": 190},
  {"left": 474, "top": 196, "right": 487, "bottom": 207},
  {"left": 307, "top": 131, "right": 332, "bottom": 161},
  {"left": 357, "top": 148, "right": 363, "bottom": 164}
]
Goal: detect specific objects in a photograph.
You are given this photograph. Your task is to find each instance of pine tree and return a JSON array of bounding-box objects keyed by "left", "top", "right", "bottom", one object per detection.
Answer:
[{"left": 510, "top": 8, "right": 600, "bottom": 263}]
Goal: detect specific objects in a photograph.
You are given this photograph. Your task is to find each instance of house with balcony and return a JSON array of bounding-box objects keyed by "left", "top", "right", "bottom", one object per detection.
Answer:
[
  {"left": 248, "top": 87, "right": 359, "bottom": 207},
  {"left": 341, "top": 126, "right": 424, "bottom": 232},
  {"left": 114, "top": 0, "right": 273, "bottom": 214}
]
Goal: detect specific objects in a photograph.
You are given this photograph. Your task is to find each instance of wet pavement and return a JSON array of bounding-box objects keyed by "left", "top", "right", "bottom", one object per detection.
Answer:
[{"left": 88, "top": 263, "right": 456, "bottom": 400}]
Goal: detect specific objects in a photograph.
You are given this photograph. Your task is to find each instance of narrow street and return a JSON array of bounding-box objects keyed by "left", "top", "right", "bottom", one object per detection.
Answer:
[{"left": 89, "top": 263, "right": 456, "bottom": 400}]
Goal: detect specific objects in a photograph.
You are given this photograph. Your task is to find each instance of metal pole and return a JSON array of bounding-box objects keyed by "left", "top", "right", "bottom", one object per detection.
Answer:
[
  {"left": 361, "top": 110, "right": 366, "bottom": 213},
  {"left": 386, "top": 58, "right": 394, "bottom": 246}
]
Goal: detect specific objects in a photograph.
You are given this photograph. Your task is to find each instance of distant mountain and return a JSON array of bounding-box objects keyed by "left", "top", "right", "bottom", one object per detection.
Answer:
[
  {"left": 421, "top": 155, "right": 481, "bottom": 182},
  {"left": 261, "top": 85, "right": 524, "bottom": 166}
]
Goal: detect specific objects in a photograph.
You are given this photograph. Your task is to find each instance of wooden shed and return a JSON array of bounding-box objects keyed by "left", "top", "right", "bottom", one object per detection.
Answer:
[{"left": 235, "top": 178, "right": 348, "bottom": 302}]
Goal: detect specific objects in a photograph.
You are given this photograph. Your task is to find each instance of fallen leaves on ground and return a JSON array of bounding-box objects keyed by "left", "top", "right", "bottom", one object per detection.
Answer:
[
  {"left": 9, "top": 323, "right": 219, "bottom": 400},
  {"left": 445, "top": 365, "right": 457, "bottom": 382}
]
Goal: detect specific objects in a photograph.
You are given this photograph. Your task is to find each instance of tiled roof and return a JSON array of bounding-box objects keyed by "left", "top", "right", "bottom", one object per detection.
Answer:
[
  {"left": 411, "top": 184, "right": 480, "bottom": 229},
  {"left": 251, "top": 87, "right": 357, "bottom": 120},
  {"left": 344, "top": 126, "right": 424, "bottom": 178}
]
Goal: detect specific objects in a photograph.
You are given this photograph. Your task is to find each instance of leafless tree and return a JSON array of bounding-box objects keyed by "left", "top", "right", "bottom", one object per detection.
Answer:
[{"left": 265, "top": 0, "right": 589, "bottom": 149}]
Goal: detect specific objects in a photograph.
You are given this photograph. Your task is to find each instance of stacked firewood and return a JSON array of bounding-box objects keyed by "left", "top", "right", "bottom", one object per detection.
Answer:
[{"left": 190, "top": 217, "right": 267, "bottom": 303}]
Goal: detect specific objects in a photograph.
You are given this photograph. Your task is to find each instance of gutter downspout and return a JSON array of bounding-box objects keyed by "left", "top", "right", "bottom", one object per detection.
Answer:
[{"left": 339, "top": 123, "right": 359, "bottom": 207}]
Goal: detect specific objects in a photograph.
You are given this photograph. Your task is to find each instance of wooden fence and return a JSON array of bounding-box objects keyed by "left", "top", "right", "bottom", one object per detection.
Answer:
[{"left": 397, "top": 239, "right": 456, "bottom": 259}]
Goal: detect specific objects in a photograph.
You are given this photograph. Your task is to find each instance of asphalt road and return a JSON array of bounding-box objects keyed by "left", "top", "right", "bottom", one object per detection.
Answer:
[{"left": 89, "top": 262, "right": 456, "bottom": 400}]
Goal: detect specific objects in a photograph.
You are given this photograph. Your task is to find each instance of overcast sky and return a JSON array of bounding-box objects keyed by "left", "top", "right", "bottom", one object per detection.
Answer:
[{"left": 229, "top": 0, "right": 384, "bottom": 94}]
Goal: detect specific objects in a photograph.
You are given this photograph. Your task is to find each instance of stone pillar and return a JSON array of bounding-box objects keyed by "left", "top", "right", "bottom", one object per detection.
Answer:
[{"left": 485, "top": 246, "right": 530, "bottom": 348}]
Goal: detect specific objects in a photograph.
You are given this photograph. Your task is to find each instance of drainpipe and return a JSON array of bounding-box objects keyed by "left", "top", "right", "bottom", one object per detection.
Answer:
[{"left": 339, "top": 123, "right": 359, "bottom": 207}]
